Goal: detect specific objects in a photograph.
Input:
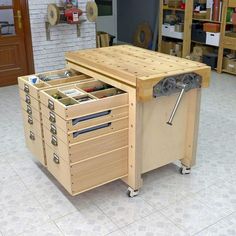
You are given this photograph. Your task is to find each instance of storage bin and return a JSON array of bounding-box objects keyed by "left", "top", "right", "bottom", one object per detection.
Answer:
[
  {"left": 223, "top": 57, "right": 236, "bottom": 73},
  {"left": 203, "top": 53, "right": 218, "bottom": 68},
  {"left": 206, "top": 32, "right": 220, "bottom": 46},
  {"left": 192, "top": 29, "right": 206, "bottom": 43},
  {"left": 203, "top": 23, "right": 220, "bottom": 32},
  {"left": 162, "top": 24, "right": 183, "bottom": 39}
]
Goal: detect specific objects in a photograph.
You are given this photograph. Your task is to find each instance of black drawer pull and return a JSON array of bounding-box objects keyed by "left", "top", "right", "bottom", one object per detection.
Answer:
[
  {"left": 73, "top": 122, "right": 112, "bottom": 138},
  {"left": 28, "top": 116, "right": 33, "bottom": 125},
  {"left": 27, "top": 105, "right": 32, "bottom": 115},
  {"left": 49, "top": 112, "right": 56, "bottom": 123},
  {"left": 29, "top": 131, "right": 35, "bottom": 141},
  {"left": 25, "top": 95, "right": 31, "bottom": 105},
  {"left": 50, "top": 124, "right": 57, "bottom": 135},
  {"left": 72, "top": 110, "right": 111, "bottom": 126},
  {"left": 48, "top": 99, "right": 54, "bottom": 111},
  {"left": 53, "top": 154, "right": 60, "bottom": 164},
  {"left": 24, "top": 84, "right": 29, "bottom": 93},
  {"left": 51, "top": 135, "right": 58, "bottom": 146}
]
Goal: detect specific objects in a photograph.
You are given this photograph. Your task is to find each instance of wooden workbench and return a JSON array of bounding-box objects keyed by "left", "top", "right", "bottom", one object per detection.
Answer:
[{"left": 64, "top": 45, "right": 211, "bottom": 196}]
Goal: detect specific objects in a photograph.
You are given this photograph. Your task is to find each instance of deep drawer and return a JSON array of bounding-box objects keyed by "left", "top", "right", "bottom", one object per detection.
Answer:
[
  {"left": 19, "top": 89, "right": 41, "bottom": 111},
  {"left": 44, "top": 128, "right": 129, "bottom": 163},
  {"left": 45, "top": 144, "right": 128, "bottom": 195},
  {"left": 41, "top": 103, "right": 129, "bottom": 132},
  {"left": 24, "top": 125, "right": 46, "bottom": 166}
]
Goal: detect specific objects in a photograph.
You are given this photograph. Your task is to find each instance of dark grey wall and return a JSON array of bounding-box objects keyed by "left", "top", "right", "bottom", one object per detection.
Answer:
[{"left": 117, "top": 0, "right": 159, "bottom": 44}]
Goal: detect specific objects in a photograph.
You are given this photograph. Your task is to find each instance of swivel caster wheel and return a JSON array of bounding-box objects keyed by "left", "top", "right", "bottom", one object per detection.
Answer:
[
  {"left": 127, "top": 187, "right": 139, "bottom": 198},
  {"left": 180, "top": 166, "right": 191, "bottom": 175}
]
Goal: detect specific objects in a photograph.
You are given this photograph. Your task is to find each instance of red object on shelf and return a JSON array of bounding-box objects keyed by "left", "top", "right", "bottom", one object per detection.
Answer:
[
  {"left": 180, "top": 2, "right": 186, "bottom": 9},
  {"left": 232, "top": 13, "right": 236, "bottom": 25},
  {"left": 213, "top": 0, "right": 220, "bottom": 22}
]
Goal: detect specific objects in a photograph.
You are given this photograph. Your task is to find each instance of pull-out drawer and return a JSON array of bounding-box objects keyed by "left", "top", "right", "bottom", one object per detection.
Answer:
[
  {"left": 43, "top": 117, "right": 129, "bottom": 145},
  {"left": 24, "top": 125, "right": 46, "bottom": 166},
  {"left": 45, "top": 144, "right": 128, "bottom": 195},
  {"left": 41, "top": 103, "right": 129, "bottom": 132},
  {"left": 22, "top": 109, "right": 43, "bottom": 138},
  {"left": 40, "top": 80, "right": 129, "bottom": 120},
  {"left": 20, "top": 99, "right": 42, "bottom": 122},
  {"left": 19, "top": 90, "right": 41, "bottom": 111},
  {"left": 44, "top": 128, "right": 128, "bottom": 163},
  {"left": 18, "top": 69, "right": 92, "bottom": 100}
]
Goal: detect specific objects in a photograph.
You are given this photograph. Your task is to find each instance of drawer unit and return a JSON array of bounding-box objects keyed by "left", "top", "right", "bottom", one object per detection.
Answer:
[
  {"left": 24, "top": 125, "right": 46, "bottom": 166},
  {"left": 41, "top": 103, "right": 129, "bottom": 132},
  {"left": 44, "top": 128, "right": 128, "bottom": 163},
  {"left": 22, "top": 110, "right": 43, "bottom": 138},
  {"left": 45, "top": 144, "right": 128, "bottom": 195},
  {"left": 40, "top": 81, "right": 129, "bottom": 120}
]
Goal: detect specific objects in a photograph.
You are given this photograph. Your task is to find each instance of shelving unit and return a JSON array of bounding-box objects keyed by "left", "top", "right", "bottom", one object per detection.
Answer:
[
  {"left": 217, "top": 0, "right": 236, "bottom": 74},
  {"left": 158, "top": 0, "right": 193, "bottom": 58}
]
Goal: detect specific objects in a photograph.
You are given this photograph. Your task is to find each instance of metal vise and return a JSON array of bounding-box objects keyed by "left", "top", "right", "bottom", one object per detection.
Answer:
[{"left": 153, "top": 73, "right": 202, "bottom": 126}]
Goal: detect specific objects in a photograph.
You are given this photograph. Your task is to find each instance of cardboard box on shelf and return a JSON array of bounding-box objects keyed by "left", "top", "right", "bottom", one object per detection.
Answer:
[
  {"left": 168, "top": 0, "right": 181, "bottom": 8},
  {"left": 223, "top": 57, "right": 236, "bottom": 73},
  {"left": 190, "top": 53, "right": 203, "bottom": 62},
  {"left": 193, "top": 45, "right": 214, "bottom": 56},
  {"left": 203, "top": 23, "right": 220, "bottom": 32}
]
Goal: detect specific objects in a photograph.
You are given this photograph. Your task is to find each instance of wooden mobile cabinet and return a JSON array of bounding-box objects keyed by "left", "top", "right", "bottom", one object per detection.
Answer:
[{"left": 19, "top": 45, "right": 211, "bottom": 197}]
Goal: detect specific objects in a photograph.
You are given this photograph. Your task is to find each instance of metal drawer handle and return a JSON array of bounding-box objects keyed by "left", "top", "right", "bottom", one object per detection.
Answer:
[
  {"left": 49, "top": 112, "right": 56, "bottom": 123},
  {"left": 72, "top": 110, "right": 111, "bottom": 126},
  {"left": 24, "top": 84, "right": 29, "bottom": 93},
  {"left": 53, "top": 153, "right": 60, "bottom": 164},
  {"left": 51, "top": 135, "right": 58, "bottom": 146},
  {"left": 73, "top": 122, "right": 112, "bottom": 138},
  {"left": 29, "top": 131, "right": 35, "bottom": 141},
  {"left": 28, "top": 116, "right": 33, "bottom": 125},
  {"left": 48, "top": 99, "right": 54, "bottom": 111},
  {"left": 27, "top": 105, "right": 32, "bottom": 115},
  {"left": 50, "top": 124, "right": 57, "bottom": 135},
  {"left": 25, "top": 95, "right": 31, "bottom": 104}
]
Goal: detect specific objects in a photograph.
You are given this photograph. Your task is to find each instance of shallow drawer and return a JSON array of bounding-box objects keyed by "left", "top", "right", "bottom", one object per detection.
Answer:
[
  {"left": 45, "top": 144, "right": 128, "bottom": 195},
  {"left": 24, "top": 125, "right": 46, "bottom": 166},
  {"left": 18, "top": 69, "right": 89, "bottom": 100},
  {"left": 40, "top": 81, "right": 129, "bottom": 120},
  {"left": 44, "top": 128, "right": 129, "bottom": 164},
  {"left": 41, "top": 103, "right": 129, "bottom": 132},
  {"left": 19, "top": 89, "right": 41, "bottom": 111},
  {"left": 22, "top": 109, "right": 43, "bottom": 138},
  {"left": 20, "top": 99, "right": 41, "bottom": 122},
  {"left": 44, "top": 117, "right": 128, "bottom": 145}
]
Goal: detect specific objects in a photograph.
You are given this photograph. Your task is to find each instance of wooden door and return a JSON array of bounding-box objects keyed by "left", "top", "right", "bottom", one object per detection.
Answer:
[{"left": 0, "top": 0, "right": 34, "bottom": 87}]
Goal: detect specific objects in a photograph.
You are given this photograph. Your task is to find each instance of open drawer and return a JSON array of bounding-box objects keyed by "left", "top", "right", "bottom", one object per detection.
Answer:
[
  {"left": 41, "top": 103, "right": 129, "bottom": 133},
  {"left": 18, "top": 68, "right": 93, "bottom": 100},
  {"left": 40, "top": 80, "right": 129, "bottom": 120},
  {"left": 44, "top": 128, "right": 128, "bottom": 164},
  {"left": 45, "top": 144, "right": 128, "bottom": 195}
]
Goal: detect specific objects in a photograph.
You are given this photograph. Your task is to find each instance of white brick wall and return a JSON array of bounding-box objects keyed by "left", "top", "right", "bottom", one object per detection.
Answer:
[{"left": 28, "top": 0, "right": 96, "bottom": 73}]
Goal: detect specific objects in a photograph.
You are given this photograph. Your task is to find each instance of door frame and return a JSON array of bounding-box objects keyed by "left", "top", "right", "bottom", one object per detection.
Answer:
[{"left": 21, "top": 0, "right": 34, "bottom": 75}]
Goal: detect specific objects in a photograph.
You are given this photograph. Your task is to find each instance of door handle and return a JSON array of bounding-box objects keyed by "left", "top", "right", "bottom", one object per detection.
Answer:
[{"left": 14, "top": 10, "right": 22, "bottom": 30}]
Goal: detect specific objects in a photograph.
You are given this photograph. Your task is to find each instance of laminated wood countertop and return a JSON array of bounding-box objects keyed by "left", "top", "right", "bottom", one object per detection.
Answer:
[{"left": 65, "top": 45, "right": 211, "bottom": 101}]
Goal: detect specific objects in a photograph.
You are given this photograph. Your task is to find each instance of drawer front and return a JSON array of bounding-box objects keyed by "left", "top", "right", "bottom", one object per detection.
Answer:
[
  {"left": 68, "top": 117, "right": 129, "bottom": 143},
  {"left": 24, "top": 126, "right": 46, "bottom": 166},
  {"left": 19, "top": 89, "right": 41, "bottom": 111},
  {"left": 20, "top": 99, "right": 41, "bottom": 122},
  {"left": 40, "top": 89, "right": 128, "bottom": 120},
  {"left": 45, "top": 128, "right": 128, "bottom": 164},
  {"left": 71, "top": 147, "right": 128, "bottom": 195},
  {"left": 41, "top": 103, "right": 128, "bottom": 133},
  {"left": 45, "top": 144, "right": 72, "bottom": 194},
  {"left": 22, "top": 110, "right": 43, "bottom": 138}
]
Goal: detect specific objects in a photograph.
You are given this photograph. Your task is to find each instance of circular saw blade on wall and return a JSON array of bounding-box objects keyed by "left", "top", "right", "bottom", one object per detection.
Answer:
[
  {"left": 86, "top": 1, "right": 98, "bottom": 22},
  {"left": 47, "top": 4, "right": 60, "bottom": 26}
]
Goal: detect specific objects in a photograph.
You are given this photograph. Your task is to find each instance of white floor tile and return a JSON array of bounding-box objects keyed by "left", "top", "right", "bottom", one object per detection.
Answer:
[
  {"left": 122, "top": 212, "right": 186, "bottom": 236},
  {"left": 55, "top": 206, "right": 118, "bottom": 236}
]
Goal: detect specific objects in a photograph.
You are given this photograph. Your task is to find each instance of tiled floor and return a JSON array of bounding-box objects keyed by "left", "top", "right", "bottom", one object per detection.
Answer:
[{"left": 0, "top": 71, "right": 236, "bottom": 236}]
